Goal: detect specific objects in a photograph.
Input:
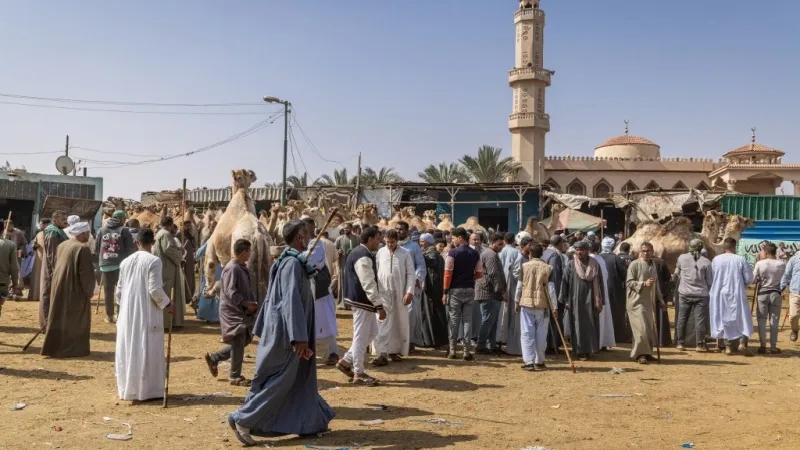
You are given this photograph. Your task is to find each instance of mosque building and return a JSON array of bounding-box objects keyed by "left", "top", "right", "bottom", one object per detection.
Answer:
[{"left": 510, "top": 1, "right": 800, "bottom": 197}]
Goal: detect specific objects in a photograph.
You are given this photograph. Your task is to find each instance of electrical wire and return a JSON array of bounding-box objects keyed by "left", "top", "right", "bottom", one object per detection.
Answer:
[
  {"left": 69, "top": 146, "right": 169, "bottom": 158},
  {"left": 290, "top": 108, "right": 350, "bottom": 168},
  {"left": 288, "top": 123, "right": 309, "bottom": 177},
  {"left": 82, "top": 112, "right": 283, "bottom": 169},
  {"left": 0, "top": 92, "right": 264, "bottom": 107},
  {"left": 0, "top": 100, "right": 273, "bottom": 115}
]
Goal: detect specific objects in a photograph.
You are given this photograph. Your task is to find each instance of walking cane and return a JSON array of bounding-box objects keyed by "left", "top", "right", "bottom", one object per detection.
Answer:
[
  {"left": 781, "top": 292, "right": 790, "bottom": 330},
  {"left": 650, "top": 278, "right": 661, "bottom": 364},
  {"left": 163, "top": 283, "right": 175, "bottom": 408},
  {"left": 95, "top": 279, "right": 103, "bottom": 315},
  {"left": 304, "top": 208, "right": 339, "bottom": 259},
  {"left": 750, "top": 282, "right": 760, "bottom": 316},
  {"left": 22, "top": 324, "right": 46, "bottom": 352},
  {"left": 545, "top": 290, "right": 575, "bottom": 373}
]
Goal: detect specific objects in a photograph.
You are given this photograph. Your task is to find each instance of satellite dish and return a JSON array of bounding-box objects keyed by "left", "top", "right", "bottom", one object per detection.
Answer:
[{"left": 55, "top": 155, "right": 74, "bottom": 175}]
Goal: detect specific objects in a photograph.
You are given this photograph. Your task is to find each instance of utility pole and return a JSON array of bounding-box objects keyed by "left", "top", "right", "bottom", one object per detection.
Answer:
[
  {"left": 354, "top": 152, "right": 362, "bottom": 206},
  {"left": 263, "top": 96, "right": 291, "bottom": 206}
]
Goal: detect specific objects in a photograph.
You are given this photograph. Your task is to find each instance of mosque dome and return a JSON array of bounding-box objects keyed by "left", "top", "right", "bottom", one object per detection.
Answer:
[
  {"left": 722, "top": 129, "right": 784, "bottom": 164},
  {"left": 594, "top": 134, "right": 661, "bottom": 159}
]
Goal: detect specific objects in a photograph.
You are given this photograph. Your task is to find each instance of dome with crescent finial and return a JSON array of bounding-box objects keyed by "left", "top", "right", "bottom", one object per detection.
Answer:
[{"left": 593, "top": 121, "right": 661, "bottom": 159}]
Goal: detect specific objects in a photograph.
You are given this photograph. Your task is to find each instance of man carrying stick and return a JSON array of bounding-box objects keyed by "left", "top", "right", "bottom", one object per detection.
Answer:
[
  {"left": 626, "top": 242, "right": 665, "bottom": 365},
  {"left": 115, "top": 228, "right": 173, "bottom": 401},
  {"left": 515, "top": 241, "right": 556, "bottom": 371}
]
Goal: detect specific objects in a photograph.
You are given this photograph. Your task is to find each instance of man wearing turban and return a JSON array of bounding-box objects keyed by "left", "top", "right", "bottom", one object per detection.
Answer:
[{"left": 41, "top": 221, "right": 97, "bottom": 357}]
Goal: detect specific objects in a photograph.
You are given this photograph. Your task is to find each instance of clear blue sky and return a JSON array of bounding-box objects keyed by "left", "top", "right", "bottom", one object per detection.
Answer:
[{"left": 1, "top": 0, "right": 798, "bottom": 198}]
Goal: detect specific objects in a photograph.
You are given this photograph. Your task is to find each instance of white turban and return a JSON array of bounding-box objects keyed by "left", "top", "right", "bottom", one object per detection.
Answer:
[
  {"left": 601, "top": 237, "right": 616, "bottom": 253},
  {"left": 67, "top": 215, "right": 81, "bottom": 226},
  {"left": 68, "top": 221, "right": 90, "bottom": 236},
  {"left": 515, "top": 231, "right": 532, "bottom": 246}
]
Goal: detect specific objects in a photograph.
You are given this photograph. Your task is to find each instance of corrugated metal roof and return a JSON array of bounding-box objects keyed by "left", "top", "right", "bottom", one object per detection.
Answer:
[
  {"left": 721, "top": 195, "right": 800, "bottom": 221},
  {"left": 186, "top": 187, "right": 282, "bottom": 203}
]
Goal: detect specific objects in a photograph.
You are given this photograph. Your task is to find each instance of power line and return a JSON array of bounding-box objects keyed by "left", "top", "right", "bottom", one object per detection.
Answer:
[
  {"left": 0, "top": 100, "right": 273, "bottom": 115},
  {"left": 0, "top": 149, "right": 62, "bottom": 156},
  {"left": 0, "top": 92, "right": 264, "bottom": 107},
  {"left": 69, "top": 146, "right": 170, "bottom": 158},
  {"left": 291, "top": 108, "right": 349, "bottom": 169},
  {"left": 83, "top": 112, "right": 283, "bottom": 169},
  {"left": 288, "top": 123, "right": 309, "bottom": 176}
]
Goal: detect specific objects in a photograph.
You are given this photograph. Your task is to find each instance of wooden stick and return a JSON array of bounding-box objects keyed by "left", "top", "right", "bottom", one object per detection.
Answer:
[
  {"left": 750, "top": 282, "right": 760, "bottom": 316},
  {"left": 22, "top": 324, "right": 46, "bottom": 352},
  {"left": 781, "top": 292, "right": 789, "bottom": 331},
  {"left": 651, "top": 279, "right": 661, "bottom": 364},
  {"left": 304, "top": 208, "right": 339, "bottom": 259},
  {"left": 95, "top": 280, "right": 103, "bottom": 315},
  {"left": 545, "top": 290, "right": 574, "bottom": 372},
  {"left": 2, "top": 211, "right": 11, "bottom": 239},
  {"left": 163, "top": 284, "right": 175, "bottom": 408}
]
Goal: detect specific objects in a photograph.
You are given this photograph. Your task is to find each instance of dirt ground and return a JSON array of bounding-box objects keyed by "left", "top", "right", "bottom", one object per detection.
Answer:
[{"left": 2, "top": 295, "right": 800, "bottom": 450}]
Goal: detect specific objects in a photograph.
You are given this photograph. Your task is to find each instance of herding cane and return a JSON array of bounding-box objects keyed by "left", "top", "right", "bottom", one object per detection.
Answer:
[
  {"left": 95, "top": 280, "right": 103, "bottom": 315},
  {"left": 545, "top": 289, "right": 575, "bottom": 373},
  {"left": 650, "top": 273, "right": 661, "bottom": 364},
  {"left": 22, "top": 324, "right": 46, "bottom": 352},
  {"left": 304, "top": 208, "right": 339, "bottom": 259},
  {"left": 163, "top": 282, "right": 176, "bottom": 408},
  {"left": 750, "top": 282, "right": 760, "bottom": 317}
]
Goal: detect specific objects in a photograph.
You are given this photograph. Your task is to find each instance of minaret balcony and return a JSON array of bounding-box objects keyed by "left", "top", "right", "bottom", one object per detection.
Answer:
[
  {"left": 508, "top": 67, "right": 552, "bottom": 86},
  {"left": 509, "top": 112, "right": 550, "bottom": 131},
  {"left": 514, "top": 9, "right": 545, "bottom": 23}
]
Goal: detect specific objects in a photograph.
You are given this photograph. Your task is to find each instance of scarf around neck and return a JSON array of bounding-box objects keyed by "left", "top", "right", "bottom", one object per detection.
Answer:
[
  {"left": 275, "top": 246, "right": 318, "bottom": 278},
  {"left": 45, "top": 223, "right": 68, "bottom": 241},
  {"left": 575, "top": 257, "right": 602, "bottom": 309}
]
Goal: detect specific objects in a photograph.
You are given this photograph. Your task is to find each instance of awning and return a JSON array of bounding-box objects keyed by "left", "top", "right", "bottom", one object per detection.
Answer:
[
  {"left": 543, "top": 208, "right": 605, "bottom": 232},
  {"left": 40, "top": 195, "right": 103, "bottom": 222},
  {"left": 186, "top": 187, "right": 284, "bottom": 203}
]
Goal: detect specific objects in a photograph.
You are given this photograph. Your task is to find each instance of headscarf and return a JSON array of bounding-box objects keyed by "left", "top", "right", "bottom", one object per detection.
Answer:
[
  {"left": 515, "top": 231, "right": 532, "bottom": 246},
  {"left": 586, "top": 231, "right": 596, "bottom": 238},
  {"left": 689, "top": 238, "right": 704, "bottom": 261},
  {"left": 67, "top": 215, "right": 80, "bottom": 227},
  {"left": 68, "top": 221, "right": 90, "bottom": 236},
  {"left": 420, "top": 233, "right": 435, "bottom": 245},
  {"left": 112, "top": 210, "right": 126, "bottom": 219},
  {"left": 601, "top": 237, "right": 615, "bottom": 254}
]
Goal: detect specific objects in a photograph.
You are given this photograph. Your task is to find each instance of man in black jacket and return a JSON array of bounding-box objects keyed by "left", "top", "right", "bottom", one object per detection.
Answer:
[{"left": 95, "top": 211, "right": 135, "bottom": 323}]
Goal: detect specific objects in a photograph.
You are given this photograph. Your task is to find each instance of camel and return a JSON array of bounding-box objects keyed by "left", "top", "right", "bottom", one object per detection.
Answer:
[
  {"left": 386, "top": 206, "right": 406, "bottom": 230},
  {"left": 458, "top": 216, "right": 485, "bottom": 232},
  {"left": 707, "top": 214, "right": 754, "bottom": 257},
  {"left": 376, "top": 217, "right": 389, "bottom": 229},
  {"left": 404, "top": 206, "right": 426, "bottom": 231},
  {"left": 351, "top": 204, "right": 380, "bottom": 228},
  {"left": 437, "top": 214, "right": 454, "bottom": 231},
  {"left": 422, "top": 210, "right": 437, "bottom": 230},
  {"left": 524, "top": 203, "right": 566, "bottom": 241},
  {"left": 135, "top": 205, "right": 162, "bottom": 230},
  {"left": 204, "top": 169, "right": 272, "bottom": 301},
  {"left": 616, "top": 220, "right": 662, "bottom": 258}
]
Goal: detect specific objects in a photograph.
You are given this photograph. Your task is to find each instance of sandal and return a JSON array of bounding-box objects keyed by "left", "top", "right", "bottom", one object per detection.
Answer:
[
  {"left": 636, "top": 355, "right": 649, "bottom": 365},
  {"left": 335, "top": 360, "right": 355, "bottom": 379},
  {"left": 388, "top": 353, "right": 403, "bottom": 362},
  {"left": 325, "top": 353, "right": 339, "bottom": 366},
  {"left": 370, "top": 355, "right": 389, "bottom": 366},
  {"left": 352, "top": 374, "right": 379, "bottom": 386},
  {"left": 769, "top": 347, "right": 782, "bottom": 354},
  {"left": 204, "top": 353, "right": 218, "bottom": 378},
  {"left": 230, "top": 377, "right": 252, "bottom": 387}
]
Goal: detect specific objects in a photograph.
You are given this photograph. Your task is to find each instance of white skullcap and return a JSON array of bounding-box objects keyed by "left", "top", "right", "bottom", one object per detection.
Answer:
[
  {"left": 515, "top": 231, "right": 532, "bottom": 246},
  {"left": 68, "top": 221, "right": 90, "bottom": 236},
  {"left": 67, "top": 215, "right": 81, "bottom": 226}
]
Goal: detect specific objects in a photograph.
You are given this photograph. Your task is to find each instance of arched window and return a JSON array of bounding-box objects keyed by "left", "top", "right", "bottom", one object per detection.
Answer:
[
  {"left": 593, "top": 179, "right": 613, "bottom": 198},
  {"left": 566, "top": 179, "right": 586, "bottom": 196},
  {"left": 622, "top": 180, "right": 639, "bottom": 193},
  {"left": 645, "top": 180, "right": 660, "bottom": 190},
  {"left": 696, "top": 181, "right": 710, "bottom": 191},
  {"left": 544, "top": 178, "right": 561, "bottom": 193},
  {"left": 672, "top": 181, "right": 688, "bottom": 190}
]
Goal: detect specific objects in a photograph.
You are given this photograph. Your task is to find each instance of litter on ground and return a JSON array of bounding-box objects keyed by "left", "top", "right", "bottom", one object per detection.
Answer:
[
  {"left": 11, "top": 402, "right": 26, "bottom": 411},
  {"left": 588, "top": 394, "right": 632, "bottom": 398},
  {"left": 359, "top": 419, "right": 384, "bottom": 426}
]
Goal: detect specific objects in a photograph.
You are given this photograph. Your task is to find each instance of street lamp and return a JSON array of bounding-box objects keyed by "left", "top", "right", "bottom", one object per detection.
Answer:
[{"left": 263, "top": 96, "right": 291, "bottom": 206}]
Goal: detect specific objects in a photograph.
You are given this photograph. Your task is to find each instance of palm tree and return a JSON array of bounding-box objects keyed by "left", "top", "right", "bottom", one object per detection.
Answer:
[
  {"left": 418, "top": 162, "right": 471, "bottom": 183},
  {"left": 360, "top": 166, "right": 404, "bottom": 184},
  {"left": 285, "top": 173, "right": 310, "bottom": 188},
  {"left": 264, "top": 181, "right": 285, "bottom": 189},
  {"left": 459, "top": 145, "right": 520, "bottom": 183},
  {"left": 315, "top": 168, "right": 353, "bottom": 186}
]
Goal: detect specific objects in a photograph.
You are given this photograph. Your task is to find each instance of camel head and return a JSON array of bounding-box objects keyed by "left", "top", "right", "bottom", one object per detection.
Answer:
[
  {"left": 525, "top": 216, "right": 540, "bottom": 232},
  {"left": 208, "top": 202, "right": 218, "bottom": 212},
  {"left": 724, "top": 215, "right": 755, "bottom": 238},
  {"left": 259, "top": 209, "right": 269, "bottom": 220},
  {"left": 401, "top": 206, "right": 417, "bottom": 219},
  {"left": 270, "top": 203, "right": 283, "bottom": 213},
  {"left": 551, "top": 203, "right": 566, "bottom": 216},
  {"left": 423, "top": 210, "right": 437, "bottom": 221},
  {"left": 231, "top": 169, "right": 257, "bottom": 192}
]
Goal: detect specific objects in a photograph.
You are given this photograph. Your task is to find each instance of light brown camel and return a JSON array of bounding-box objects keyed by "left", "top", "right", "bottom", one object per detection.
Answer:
[
  {"left": 204, "top": 169, "right": 272, "bottom": 301},
  {"left": 458, "top": 216, "right": 485, "bottom": 232},
  {"left": 437, "top": 214, "right": 454, "bottom": 231},
  {"left": 352, "top": 204, "right": 380, "bottom": 228},
  {"left": 707, "top": 214, "right": 754, "bottom": 257},
  {"left": 524, "top": 203, "right": 566, "bottom": 241},
  {"left": 616, "top": 220, "right": 662, "bottom": 258},
  {"left": 422, "top": 210, "right": 437, "bottom": 230}
]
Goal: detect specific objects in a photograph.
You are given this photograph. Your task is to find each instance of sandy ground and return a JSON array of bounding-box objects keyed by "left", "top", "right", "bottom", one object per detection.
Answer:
[{"left": 2, "top": 295, "right": 800, "bottom": 450}]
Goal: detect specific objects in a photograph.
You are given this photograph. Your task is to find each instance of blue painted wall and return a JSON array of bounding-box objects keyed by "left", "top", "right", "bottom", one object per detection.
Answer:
[{"left": 433, "top": 190, "right": 540, "bottom": 232}]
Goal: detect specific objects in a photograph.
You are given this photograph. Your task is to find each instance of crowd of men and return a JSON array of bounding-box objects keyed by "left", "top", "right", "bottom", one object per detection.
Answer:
[{"left": 3, "top": 208, "right": 800, "bottom": 445}]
